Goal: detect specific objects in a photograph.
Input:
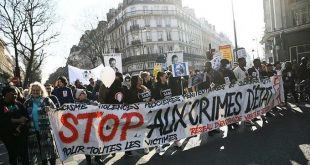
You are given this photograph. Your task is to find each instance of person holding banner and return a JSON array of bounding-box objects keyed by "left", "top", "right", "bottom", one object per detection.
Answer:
[
  {"left": 198, "top": 62, "right": 222, "bottom": 136},
  {"left": 248, "top": 59, "right": 267, "bottom": 80},
  {"left": 233, "top": 57, "right": 249, "bottom": 81},
  {"left": 0, "top": 86, "right": 29, "bottom": 165},
  {"left": 152, "top": 71, "right": 175, "bottom": 153},
  {"left": 98, "top": 72, "right": 125, "bottom": 104},
  {"left": 198, "top": 62, "right": 222, "bottom": 91},
  {"left": 218, "top": 59, "right": 239, "bottom": 130},
  {"left": 74, "top": 89, "right": 102, "bottom": 165},
  {"left": 152, "top": 72, "right": 172, "bottom": 100},
  {"left": 141, "top": 71, "right": 154, "bottom": 91},
  {"left": 125, "top": 75, "right": 153, "bottom": 154},
  {"left": 24, "top": 82, "right": 56, "bottom": 165},
  {"left": 218, "top": 59, "right": 236, "bottom": 84}
]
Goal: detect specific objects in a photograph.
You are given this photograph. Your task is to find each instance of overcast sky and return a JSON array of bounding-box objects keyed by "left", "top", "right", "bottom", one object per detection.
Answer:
[{"left": 41, "top": 0, "right": 264, "bottom": 83}]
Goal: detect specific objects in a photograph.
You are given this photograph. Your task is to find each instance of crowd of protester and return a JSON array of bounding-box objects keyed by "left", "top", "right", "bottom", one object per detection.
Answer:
[{"left": 0, "top": 56, "right": 309, "bottom": 165}]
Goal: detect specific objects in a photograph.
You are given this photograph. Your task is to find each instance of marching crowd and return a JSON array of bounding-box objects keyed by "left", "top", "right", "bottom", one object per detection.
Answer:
[{"left": 0, "top": 56, "right": 309, "bottom": 165}]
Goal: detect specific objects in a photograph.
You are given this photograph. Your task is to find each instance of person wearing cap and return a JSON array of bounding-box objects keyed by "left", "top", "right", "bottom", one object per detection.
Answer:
[
  {"left": 24, "top": 82, "right": 57, "bottom": 165},
  {"left": 0, "top": 86, "right": 29, "bottom": 165},
  {"left": 51, "top": 76, "right": 74, "bottom": 106}
]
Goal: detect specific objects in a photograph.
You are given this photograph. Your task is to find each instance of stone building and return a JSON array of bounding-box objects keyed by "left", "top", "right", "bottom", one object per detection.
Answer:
[
  {"left": 0, "top": 38, "right": 14, "bottom": 83},
  {"left": 262, "top": 0, "right": 310, "bottom": 63}
]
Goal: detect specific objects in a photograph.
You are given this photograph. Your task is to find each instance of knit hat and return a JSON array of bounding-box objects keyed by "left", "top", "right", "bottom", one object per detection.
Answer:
[{"left": 75, "top": 89, "right": 86, "bottom": 99}]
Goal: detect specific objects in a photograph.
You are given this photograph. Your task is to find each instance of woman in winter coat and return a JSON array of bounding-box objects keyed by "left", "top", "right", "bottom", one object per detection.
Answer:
[
  {"left": 152, "top": 72, "right": 172, "bottom": 100},
  {"left": 24, "top": 82, "right": 57, "bottom": 165}
]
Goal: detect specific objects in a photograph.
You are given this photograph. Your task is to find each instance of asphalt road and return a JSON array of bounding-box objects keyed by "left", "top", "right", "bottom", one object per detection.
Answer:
[{"left": 1, "top": 103, "right": 310, "bottom": 165}]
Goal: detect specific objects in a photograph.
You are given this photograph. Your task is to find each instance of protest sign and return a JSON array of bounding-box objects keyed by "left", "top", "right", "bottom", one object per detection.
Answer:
[
  {"left": 167, "top": 51, "right": 184, "bottom": 67},
  {"left": 68, "top": 65, "right": 104, "bottom": 85},
  {"left": 49, "top": 77, "right": 284, "bottom": 161},
  {"left": 103, "top": 53, "right": 123, "bottom": 73},
  {"left": 172, "top": 62, "right": 189, "bottom": 77},
  {"left": 219, "top": 45, "right": 233, "bottom": 62},
  {"left": 188, "top": 73, "right": 204, "bottom": 88},
  {"left": 153, "top": 63, "right": 162, "bottom": 77}
]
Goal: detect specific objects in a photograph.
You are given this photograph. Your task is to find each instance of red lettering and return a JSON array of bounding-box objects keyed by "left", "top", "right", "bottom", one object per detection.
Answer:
[
  {"left": 59, "top": 113, "right": 79, "bottom": 143},
  {"left": 77, "top": 112, "right": 103, "bottom": 143},
  {"left": 120, "top": 112, "right": 144, "bottom": 141},
  {"left": 98, "top": 114, "right": 120, "bottom": 142}
]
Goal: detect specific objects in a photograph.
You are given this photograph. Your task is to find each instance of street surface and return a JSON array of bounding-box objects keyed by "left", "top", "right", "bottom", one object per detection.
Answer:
[{"left": 1, "top": 103, "right": 310, "bottom": 165}]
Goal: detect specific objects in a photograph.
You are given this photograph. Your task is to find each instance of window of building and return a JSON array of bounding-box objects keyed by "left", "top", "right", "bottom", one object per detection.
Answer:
[
  {"left": 165, "top": 17, "right": 171, "bottom": 27},
  {"left": 156, "top": 18, "right": 162, "bottom": 27},
  {"left": 131, "top": 7, "right": 136, "bottom": 14},
  {"left": 166, "top": 31, "right": 172, "bottom": 41},
  {"left": 168, "top": 45, "right": 173, "bottom": 51},
  {"left": 163, "top": 6, "right": 168, "bottom": 14},
  {"left": 146, "top": 31, "right": 152, "bottom": 41},
  {"left": 145, "top": 18, "right": 150, "bottom": 27},
  {"left": 143, "top": 6, "right": 148, "bottom": 13},
  {"left": 157, "top": 31, "right": 163, "bottom": 41},
  {"left": 146, "top": 62, "right": 155, "bottom": 68},
  {"left": 132, "top": 19, "right": 137, "bottom": 26},
  {"left": 147, "top": 46, "right": 153, "bottom": 54},
  {"left": 159, "top": 46, "right": 164, "bottom": 54},
  {"left": 294, "top": 8, "right": 308, "bottom": 26}
]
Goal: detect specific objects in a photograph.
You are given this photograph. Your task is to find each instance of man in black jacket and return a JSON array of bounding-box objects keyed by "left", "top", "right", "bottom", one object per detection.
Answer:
[
  {"left": 52, "top": 76, "right": 74, "bottom": 106},
  {"left": 248, "top": 59, "right": 267, "bottom": 80},
  {"left": 198, "top": 61, "right": 222, "bottom": 91}
]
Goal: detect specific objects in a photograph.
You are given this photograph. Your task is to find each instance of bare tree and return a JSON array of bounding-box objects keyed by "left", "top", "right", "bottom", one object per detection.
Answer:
[
  {"left": 19, "top": 0, "right": 59, "bottom": 88},
  {"left": 79, "top": 21, "right": 109, "bottom": 67},
  {"left": 0, "top": 0, "right": 27, "bottom": 86}
]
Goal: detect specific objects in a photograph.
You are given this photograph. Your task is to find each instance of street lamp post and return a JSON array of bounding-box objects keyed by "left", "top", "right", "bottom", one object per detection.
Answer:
[
  {"left": 231, "top": 0, "right": 238, "bottom": 62},
  {"left": 253, "top": 38, "right": 260, "bottom": 59}
]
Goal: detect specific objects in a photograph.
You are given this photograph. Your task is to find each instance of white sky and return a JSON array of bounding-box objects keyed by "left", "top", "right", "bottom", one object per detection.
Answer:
[{"left": 41, "top": 0, "right": 264, "bottom": 83}]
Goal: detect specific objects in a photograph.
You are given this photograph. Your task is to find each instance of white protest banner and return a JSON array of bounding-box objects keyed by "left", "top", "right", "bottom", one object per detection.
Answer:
[
  {"left": 172, "top": 62, "right": 189, "bottom": 77},
  {"left": 49, "top": 77, "right": 284, "bottom": 161},
  {"left": 68, "top": 65, "right": 104, "bottom": 85},
  {"left": 103, "top": 53, "right": 123, "bottom": 73},
  {"left": 167, "top": 51, "right": 184, "bottom": 67}
]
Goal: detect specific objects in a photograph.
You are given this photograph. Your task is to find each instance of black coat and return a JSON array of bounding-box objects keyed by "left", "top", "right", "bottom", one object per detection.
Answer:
[
  {"left": 0, "top": 99, "right": 28, "bottom": 139},
  {"left": 152, "top": 82, "right": 172, "bottom": 100}
]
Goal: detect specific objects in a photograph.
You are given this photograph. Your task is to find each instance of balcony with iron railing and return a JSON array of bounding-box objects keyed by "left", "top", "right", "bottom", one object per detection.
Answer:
[
  {"left": 131, "top": 40, "right": 141, "bottom": 46},
  {"left": 130, "top": 24, "right": 140, "bottom": 31},
  {"left": 108, "top": 9, "right": 201, "bottom": 32}
]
